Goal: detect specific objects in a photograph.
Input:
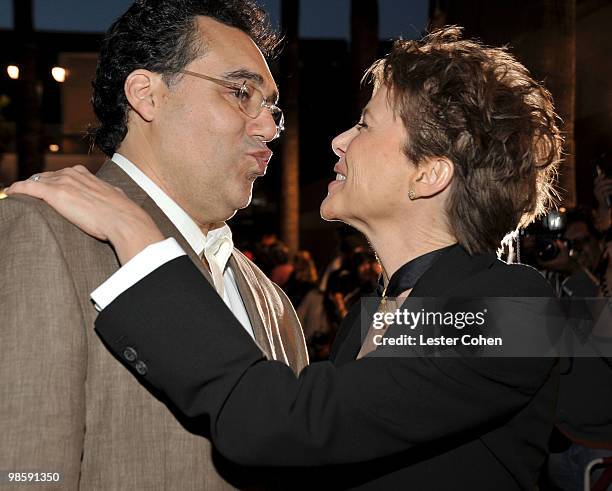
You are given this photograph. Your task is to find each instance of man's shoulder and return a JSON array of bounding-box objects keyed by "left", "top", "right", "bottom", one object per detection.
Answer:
[
  {"left": 1, "top": 194, "right": 61, "bottom": 226},
  {"left": 0, "top": 194, "right": 98, "bottom": 245}
]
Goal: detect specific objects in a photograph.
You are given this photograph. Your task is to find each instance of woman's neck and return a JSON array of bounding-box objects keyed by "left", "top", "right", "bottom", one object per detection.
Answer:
[{"left": 366, "top": 220, "right": 457, "bottom": 285}]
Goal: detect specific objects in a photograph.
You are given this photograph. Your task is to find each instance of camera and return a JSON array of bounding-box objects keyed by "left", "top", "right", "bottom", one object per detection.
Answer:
[{"left": 520, "top": 210, "right": 574, "bottom": 263}]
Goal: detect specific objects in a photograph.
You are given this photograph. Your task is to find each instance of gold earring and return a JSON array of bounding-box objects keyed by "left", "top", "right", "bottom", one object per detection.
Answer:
[{"left": 408, "top": 189, "right": 417, "bottom": 200}]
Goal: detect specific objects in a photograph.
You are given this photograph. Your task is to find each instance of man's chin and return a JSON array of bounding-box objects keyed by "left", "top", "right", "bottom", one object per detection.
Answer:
[
  {"left": 214, "top": 195, "right": 251, "bottom": 222},
  {"left": 235, "top": 191, "right": 253, "bottom": 212}
]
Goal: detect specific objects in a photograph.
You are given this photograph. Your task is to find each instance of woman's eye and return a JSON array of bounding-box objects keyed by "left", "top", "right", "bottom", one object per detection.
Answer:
[{"left": 355, "top": 121, "right": 368, "bottom": 130}]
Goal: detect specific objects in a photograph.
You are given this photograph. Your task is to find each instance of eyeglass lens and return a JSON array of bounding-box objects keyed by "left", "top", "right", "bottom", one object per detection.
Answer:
[{"left": 240, "top": 85, "right": 284, "bottom": 129}]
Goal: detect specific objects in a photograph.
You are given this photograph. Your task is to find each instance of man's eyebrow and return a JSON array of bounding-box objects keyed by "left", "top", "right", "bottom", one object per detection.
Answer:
[
  {"left": 222, "top": 69, "right": 279, "bottom": 103},
  {"left": 223, "top": 69, "right": 264, "bottom": 85}
]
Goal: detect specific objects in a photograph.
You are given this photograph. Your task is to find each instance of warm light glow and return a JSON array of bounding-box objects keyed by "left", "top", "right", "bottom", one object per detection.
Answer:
[
  {"left": 51, "top": 67, "right": 67, "bottom": 83},
  {"left": 49, "top": 144, "right": 60, "bottom": 153},
  {"left": 7, "top": 65, "right": 19, "bottom": 80},
  {"left": 559, "top": 207, "right": 566, "bottom": 213}
]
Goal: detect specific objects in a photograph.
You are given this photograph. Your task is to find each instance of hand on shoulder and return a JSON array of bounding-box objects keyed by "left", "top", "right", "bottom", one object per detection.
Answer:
[{"left": 5, "top": 165, "right": 164, "bottom": 264}]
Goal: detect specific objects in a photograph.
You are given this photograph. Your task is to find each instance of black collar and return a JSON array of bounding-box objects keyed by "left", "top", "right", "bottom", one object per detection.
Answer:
[{"left": 377, "top": 244, "right": 458, "bottom": 297}]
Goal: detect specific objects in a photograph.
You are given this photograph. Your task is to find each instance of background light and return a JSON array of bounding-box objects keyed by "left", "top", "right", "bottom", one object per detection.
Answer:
[
  {"left": 7, "top": 65, "right": 19, "bottom": 80},
  {"left": 49, "top": 144, "right": 60, "bottom": 153},
  {"left": 51, "top": 67, "right": 67, "bottom": 83}
]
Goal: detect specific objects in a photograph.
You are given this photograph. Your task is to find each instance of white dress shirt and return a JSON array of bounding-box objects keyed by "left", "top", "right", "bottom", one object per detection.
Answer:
[{"left": 90, "top": 153, "right": 255, "bottom": 339}]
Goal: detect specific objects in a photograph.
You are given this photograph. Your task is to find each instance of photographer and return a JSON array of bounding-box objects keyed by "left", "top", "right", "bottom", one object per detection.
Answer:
[
  {"left": 533, "top": 207, "right": 612, "bottom": 490},
  {"left": 536, "top": 207, "right": 608, "bottom": 298}
]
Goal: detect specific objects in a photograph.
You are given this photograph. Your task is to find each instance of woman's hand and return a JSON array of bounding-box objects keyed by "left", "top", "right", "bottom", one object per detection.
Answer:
[{"left": 5, "top": 166, "right": 165, "bottom": 265}]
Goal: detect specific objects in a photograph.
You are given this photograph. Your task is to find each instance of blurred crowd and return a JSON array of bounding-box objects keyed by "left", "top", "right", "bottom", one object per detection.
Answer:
[
  {"left": 244, "top": 231, "right": 380, "bottom": 362},
  {"left": 519, "top": 172, "right": 611, "bottom": 300},
  {"left": 518, "top": 169, "right": 612, "bottom": 491}
]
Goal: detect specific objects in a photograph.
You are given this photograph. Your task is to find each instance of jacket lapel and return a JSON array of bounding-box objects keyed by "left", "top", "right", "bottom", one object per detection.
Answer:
[
  {"left": 227, "top": 254, "right": 274, "bottom": 359},
  {"left": 96, "top": 160, "right": 213, "bottom": 283},
  {"left": 140, "top": 198, "right": 213, "bottom": 281},
  {"left": 97, "top": 160, "right": 147, "bottom": 204}
]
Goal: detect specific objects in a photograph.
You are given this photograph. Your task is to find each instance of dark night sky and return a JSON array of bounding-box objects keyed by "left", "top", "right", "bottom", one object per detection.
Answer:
[{"left": 0, "top": 0, "right": 428, "bottom": 39}]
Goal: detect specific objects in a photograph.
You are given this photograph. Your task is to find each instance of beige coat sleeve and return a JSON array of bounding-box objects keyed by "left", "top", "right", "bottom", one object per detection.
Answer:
[{"left": 0, "top": 198, "right": 86, "bottom": 488}]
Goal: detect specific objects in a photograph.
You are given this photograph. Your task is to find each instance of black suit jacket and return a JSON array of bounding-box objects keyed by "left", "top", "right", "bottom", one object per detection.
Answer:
[{"left": 95, "top": 245, "right": 559, "bottom": 490}]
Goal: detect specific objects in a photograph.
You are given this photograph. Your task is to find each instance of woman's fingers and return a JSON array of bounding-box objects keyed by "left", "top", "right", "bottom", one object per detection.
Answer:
[
  {"left": 6, "top": 169, "right": 68, "bottom": 194},
  {"left": 3, "top": 165, "right": 164, "bottom": 260},
  {"left": 5, "top": 179, "right": 53, "bottom": 200},
  {"left": 5, "top": 167, "right": 114, "bottom": 240},
  {"left": 7, "top": 167, "right": 97, "bottom": 198}
]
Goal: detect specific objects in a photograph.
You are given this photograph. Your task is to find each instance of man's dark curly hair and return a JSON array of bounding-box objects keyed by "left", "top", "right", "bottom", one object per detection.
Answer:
[
  {"left": 91, "top": 0, "right": 279, "bottom": 156},
  {"left": 366, "top": 26, "right": 563, "bottom": 255}
]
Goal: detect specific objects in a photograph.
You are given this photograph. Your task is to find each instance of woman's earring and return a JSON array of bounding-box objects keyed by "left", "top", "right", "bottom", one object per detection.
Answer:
[{"left": 408, "top": 189, "right": 417, "bottom": 200}]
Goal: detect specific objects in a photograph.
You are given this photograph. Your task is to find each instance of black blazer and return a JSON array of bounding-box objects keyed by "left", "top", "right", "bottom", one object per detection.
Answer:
[{"left": 95, "top": 245, "right": 559, "bottom": 490}]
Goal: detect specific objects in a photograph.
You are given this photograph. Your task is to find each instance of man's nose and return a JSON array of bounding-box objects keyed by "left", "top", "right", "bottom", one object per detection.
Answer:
[{"left": 249, "top": 108, "right": 280, "bottom": 142}]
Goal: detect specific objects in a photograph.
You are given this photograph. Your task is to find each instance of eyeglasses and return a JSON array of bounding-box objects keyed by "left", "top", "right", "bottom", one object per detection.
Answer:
[{"left": 180, "top": 70, "right": 285, "bottom": 141}]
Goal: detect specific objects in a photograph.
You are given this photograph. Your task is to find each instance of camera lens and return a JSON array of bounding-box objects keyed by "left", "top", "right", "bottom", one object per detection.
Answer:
[{"left": 536, "top": 238, "right": 560, "bottom": 262}]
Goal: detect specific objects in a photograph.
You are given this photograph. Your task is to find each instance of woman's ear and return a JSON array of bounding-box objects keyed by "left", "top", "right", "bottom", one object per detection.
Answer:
[
  {"left": 413, "top": 157, "right": 454, "bottom": 198},
  {"left": 124, "top": 69, "right": 164, "bottom": 123}
]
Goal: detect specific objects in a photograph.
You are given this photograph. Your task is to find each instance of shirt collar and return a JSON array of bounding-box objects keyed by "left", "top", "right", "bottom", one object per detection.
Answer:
[
  {"left": 203, "top": 223, "right": 234, "bottom": 271},
  {"left": 111, "top": 153, "right": 233, "bottom": 265}
]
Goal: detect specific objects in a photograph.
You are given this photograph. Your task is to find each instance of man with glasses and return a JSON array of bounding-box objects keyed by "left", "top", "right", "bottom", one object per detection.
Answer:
[{"left": 0, "top": 1, "right": 307, "bottom": 489}]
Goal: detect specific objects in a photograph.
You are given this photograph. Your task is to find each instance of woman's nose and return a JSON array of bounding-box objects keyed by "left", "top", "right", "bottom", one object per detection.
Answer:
[{"left": 331, "top": 128, "right": 355, "bottom": 158}]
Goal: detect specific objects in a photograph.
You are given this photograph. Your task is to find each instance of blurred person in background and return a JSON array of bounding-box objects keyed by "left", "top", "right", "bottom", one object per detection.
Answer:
[
  {"left": 285, "top": 250, "right": 318, "bottom": 308},
  {"left": 266, "top": 241, "right": 294, "bottom": 287},
  {"left": 342, "top": 250, "right": 383, "bottom": 311},
  {"left": 530, "top": 207, "right": 612, "bottom": 491},
  {"left": 318, "top": 230, "right": 367, "bottom": 292},
  {"left": 286, "top": 250, "right": 336, "bottom": 361},
  {"left": 253, "top": 232, "right": 281, "bottom": 276},
  {"left": 535, "top": 207, "right": 609, "bottom": 298},
  {"left": 325, "top": 247, "right": 382, "bottom": 318},
  {"left": 593, "top": 155, "right": 612, "bottom": 233}
]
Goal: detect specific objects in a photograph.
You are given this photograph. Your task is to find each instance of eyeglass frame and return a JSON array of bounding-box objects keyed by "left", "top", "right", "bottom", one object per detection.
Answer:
[{"left": 180, "top": 69, "right": 285, "bottom": 140}]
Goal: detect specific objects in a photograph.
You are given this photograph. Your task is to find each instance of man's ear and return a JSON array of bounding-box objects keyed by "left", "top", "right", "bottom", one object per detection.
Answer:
[
  {"left": 413, "top": 157, "right": 454, "bottom": 198},
  {"left": 124, "top": 70, "right": 165, "bottom": 123}
]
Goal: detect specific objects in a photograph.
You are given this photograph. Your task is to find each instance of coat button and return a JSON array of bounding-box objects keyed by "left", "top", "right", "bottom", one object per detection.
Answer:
[
  {"left": 134, "top": 360, "right": 148, "bottom": 376},
  {"left": 123, "top": 347, "right": 138, "bottom": 362}
]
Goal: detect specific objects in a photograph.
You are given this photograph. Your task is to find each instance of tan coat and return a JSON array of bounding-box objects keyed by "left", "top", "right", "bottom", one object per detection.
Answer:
[{"left": 0, "top": 162, "right": 308, "bottom": 490}]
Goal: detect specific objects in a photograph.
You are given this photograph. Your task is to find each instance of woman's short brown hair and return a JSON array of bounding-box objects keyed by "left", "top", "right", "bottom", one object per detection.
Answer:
[{"left": 367, "top": 26, "right": 563, "bottom": 254}]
